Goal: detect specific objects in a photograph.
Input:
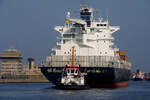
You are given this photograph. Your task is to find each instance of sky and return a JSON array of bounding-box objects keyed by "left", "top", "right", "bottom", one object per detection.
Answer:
[{"left": 0, "top": 0, "right": 150, "bottom": 71}]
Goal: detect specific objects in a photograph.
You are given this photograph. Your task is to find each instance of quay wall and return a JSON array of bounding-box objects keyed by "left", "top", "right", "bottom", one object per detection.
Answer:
[{"left": 0, "top": 75, "right": 49, "bottom": 83}]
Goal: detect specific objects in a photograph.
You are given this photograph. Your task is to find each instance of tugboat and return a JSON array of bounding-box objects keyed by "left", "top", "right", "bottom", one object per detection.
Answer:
[
  {"left": 132, "top": 69, "right": 145, "bottom": 81},
  {"left": 57, "top": 47, "right": 89, "bottom": 90},
  {"left": 144, "top": 72, "right": 150, "bottom": 81}
]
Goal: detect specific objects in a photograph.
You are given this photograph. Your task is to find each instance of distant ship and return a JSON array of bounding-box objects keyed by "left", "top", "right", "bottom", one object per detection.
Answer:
[
  {"left": 144, "top": 73, "right": 150, "bottom": 81},
  {"left": 132, "top": 69, "right": 145, "bottom": 81},
  {"left": 40, "top": 4, "right": 131, "bottom": 88}
]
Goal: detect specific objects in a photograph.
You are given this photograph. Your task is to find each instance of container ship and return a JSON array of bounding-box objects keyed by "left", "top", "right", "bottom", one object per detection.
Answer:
[{"left": 40, "top": 5, "right": 131, "bottom": 88}]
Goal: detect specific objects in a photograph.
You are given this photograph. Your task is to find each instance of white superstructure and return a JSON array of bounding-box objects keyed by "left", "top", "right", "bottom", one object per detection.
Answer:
[
  {"left": 53, "top": 6, "right": 120, "bottom": 57},
  {"left": 43, "top": 5, "right": 131, "bottom": 69}
]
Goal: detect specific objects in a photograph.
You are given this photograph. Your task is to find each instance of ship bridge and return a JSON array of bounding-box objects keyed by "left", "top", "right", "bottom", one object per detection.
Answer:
[{"left": 80, "top": 5, "right": 93, "bottom": 27}]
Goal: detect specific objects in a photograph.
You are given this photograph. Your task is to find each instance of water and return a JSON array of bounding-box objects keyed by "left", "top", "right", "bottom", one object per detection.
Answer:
[{"left": 0, "top": 81, "right": 150, "bottom": 100}]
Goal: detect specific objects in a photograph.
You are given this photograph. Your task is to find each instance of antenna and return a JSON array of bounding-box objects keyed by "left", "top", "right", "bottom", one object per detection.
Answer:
[
  {"left": 8, "top": 45, "right": 16, "bottom": 51},
  {"left": 80, "top": 0, "right": 89, "bottom": 9},
  {"left": 105, "top": 8, "right": 109, "bottom": 22},
  {"left": 10, "top": 45, "right": 15, "bottom": 49},
  {"left": 65, "top": 12, "right": 70, "bottom": 26},
  {"left": 80, "top": 0, "right": 88, "bottom": 5},
  {"left": 66, "top": 12, "right": 70, "bottom": 18}
]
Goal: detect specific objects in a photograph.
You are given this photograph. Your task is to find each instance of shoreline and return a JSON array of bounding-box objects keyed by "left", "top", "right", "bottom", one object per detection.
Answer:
[{"left": 0, "top": 79, "right": 49, "bottom": 83}]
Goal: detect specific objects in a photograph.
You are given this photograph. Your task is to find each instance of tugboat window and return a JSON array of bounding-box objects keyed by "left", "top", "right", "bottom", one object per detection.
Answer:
[
  {"left": 71, "top": 69, "right": 74, "bottom": 73},
  {"left": 63, "top": 40, "right": 65, "bottom": 44},
  {"left": 71, "top": 28, "right": 75, "bottom": 32},
  {"left": 67, "top": 69, "right": 69, "bottom": 73},
  {"left": 75, "top": 69, "right": 78, "bottom": 73}
]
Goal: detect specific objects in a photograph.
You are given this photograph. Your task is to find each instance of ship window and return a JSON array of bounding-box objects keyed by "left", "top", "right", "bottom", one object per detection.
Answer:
[
  {"left": 100, "top": 52, "right": 102, "bottom": 54},
  {"left": 63, "top": 40, "right": 65, "bottom": 44},
  {"left": 97, "top": 30, "right": 102, "bottom": 32},
  {"left": 77, "top": 39, "right": 82, "bottom": 42},
  {"left": 71, "top": 28, "right": 75, "bottom": 32},
  {"left": 64, "top": 52, "right": 66, "bottom": 54},
  {"left": 67, "top": 69, "right": 69, "bottom": 73},
  {"left": 110, "top": 29, "right": 114, "bottom": 32},
  {"left": 72, "top": 34, "right": 75, "bottom": 38},
  {"left": 104, "top": 35, "right": 106, "bottom": 37},
  {"left": 75, "top": 69, "right": 78, "bottom": 73},
  {"left": 105, "top": 52, "right": 107, "bottom": 54},
  {"left": 100, "top": 24, "right": 107, "bottom": 26},
  {"left": 97, "top": 24, "right": 100, "bottom": 26},
  {"left": 63, "top": 34, "right": 75, "bottom": 38},
  {"left": 104, "top": 41, "right": 105, "bottom": 43},
  {"left": 81, "top": 16, "right": 90, "bottom": 21},
  {"left": 71, "top": 69, "right": 74, "bottom": 73},
  {"left": 90, "top": 28, "right": 97, "bottom": 33},
  {"left": 59, "top": 29, "right": 63, "bottom": 31},
  {"left": 90, "top": 28, "right": 94, "bottom": 32}
]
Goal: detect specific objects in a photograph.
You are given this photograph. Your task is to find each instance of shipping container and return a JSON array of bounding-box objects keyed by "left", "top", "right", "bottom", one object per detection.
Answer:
[{"left": 119, "top": 51, "right": 126, "bottom": 56}]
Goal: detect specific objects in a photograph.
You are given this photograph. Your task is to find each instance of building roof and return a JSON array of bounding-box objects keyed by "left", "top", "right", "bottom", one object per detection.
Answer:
[{"left": 0, "top": 47, "right": 22, "bottom": 59}]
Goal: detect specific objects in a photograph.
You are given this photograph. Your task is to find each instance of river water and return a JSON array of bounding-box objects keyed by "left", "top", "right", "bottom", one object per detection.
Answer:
[{"left": 0, "top": 81, "right": 150, "bottom": 100}]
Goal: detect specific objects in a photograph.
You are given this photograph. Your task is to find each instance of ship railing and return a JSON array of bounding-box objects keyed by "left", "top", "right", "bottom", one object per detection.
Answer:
[
  {"left": 56, "top": 42, "right": 61, "bottom": 46},
  {"left": 41, "top": 61, "right": 131, "bottom": 70},
  {"left": 97, "top": 37, "right": 114, "bottom": 40},
  {"left": 56, "top": 36, "right": 73, "bottom": 40},
  {"left": 41, "top": 56, "right": 131, "bottom": 69},
  {"left": 41, "top": 61, "right": 130, "bottom": 69}
]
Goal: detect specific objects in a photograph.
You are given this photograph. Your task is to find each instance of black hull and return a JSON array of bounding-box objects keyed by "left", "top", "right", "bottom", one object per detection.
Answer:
[{"left": 40, "top": 67, "right": 130, "bottom": 88}]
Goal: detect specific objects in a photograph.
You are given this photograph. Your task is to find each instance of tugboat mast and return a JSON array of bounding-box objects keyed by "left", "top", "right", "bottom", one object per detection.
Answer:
[{"left": 71, "top": 46, "right": 75, "bottom": 66}]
